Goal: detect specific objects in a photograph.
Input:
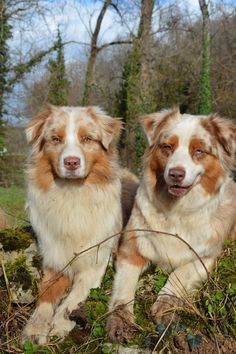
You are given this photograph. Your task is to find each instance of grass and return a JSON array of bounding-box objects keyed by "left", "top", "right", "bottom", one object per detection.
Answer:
[
  {"left": 0, "top": 241, "right": 235, "bottom": 353},
  {"left": 0, "top": 185, "right": 28, "bottom": 228}
]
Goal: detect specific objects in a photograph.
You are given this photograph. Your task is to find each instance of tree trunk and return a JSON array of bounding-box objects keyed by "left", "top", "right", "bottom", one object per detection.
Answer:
[
  {"left": 139, "top": 0, "right": 154, "bottom": 105},
  {"left": 121, "top": 0, "right": 154, "bottom": 171},
  {"left": 82, "top": 0, "right": 112, "bottom": 106},
  {"left": 198, "top": 0, "right": 212, "bottom": 114},
  {"left": 0, "top": 0, "right": 11, "bottom": 120}
]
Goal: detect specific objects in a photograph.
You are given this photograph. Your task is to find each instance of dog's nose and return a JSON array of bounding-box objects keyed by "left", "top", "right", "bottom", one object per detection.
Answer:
[
  {"left": 168, "top": 167, "right": 185, "bottom": 183},
  {"left": 64, "top": 156, "right": 80, "bottom": 170}
]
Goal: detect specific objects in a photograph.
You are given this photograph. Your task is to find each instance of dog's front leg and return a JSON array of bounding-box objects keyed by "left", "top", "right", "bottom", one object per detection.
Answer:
[
  {"left": 106, "top": 258, "right": 147, "bottom": 342},
  {"left": 49, "top": 262, "right": 108, "bottom": 339},
  {"left": 21, "top": 269, "right": 71, "bottom": 345},
  {"left": 151, "top": 256, "right": 216, "bottom": 324}
]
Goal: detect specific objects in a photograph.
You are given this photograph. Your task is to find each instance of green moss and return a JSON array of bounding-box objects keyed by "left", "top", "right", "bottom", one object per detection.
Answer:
[
  {"left": 0, "top": 228, "right": 32, "bottom": 251},
  {"left": 15, "top": 243, "right": 234, "bottom": 353},
  {"left": 32, "top": 254, "right": 42, "bottom": 269},
  {"left": 5, "top": 255, "right": 37, "bottom": 294}
]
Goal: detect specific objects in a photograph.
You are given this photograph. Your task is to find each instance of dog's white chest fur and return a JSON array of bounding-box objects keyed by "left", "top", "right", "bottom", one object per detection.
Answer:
[
  {"left": 28, "top": 180, "right": 122, "bottom": 276},
  {"left": 133, "top": 184, "right": 226, "bottom": 270}
]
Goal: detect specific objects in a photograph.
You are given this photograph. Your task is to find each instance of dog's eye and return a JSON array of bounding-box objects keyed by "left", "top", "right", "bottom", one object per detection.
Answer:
[
  {"left": 82, "top": 136, "right": 93, "bottom": 143},
  {"left": 193, "top": 149, "right": 205, "bottom": 158},
  {"left": 51, "top": 136, "right": 61, "bottom": 144},
  {"left": 160, "top": 144, "right": 173, "bottom": 156}
]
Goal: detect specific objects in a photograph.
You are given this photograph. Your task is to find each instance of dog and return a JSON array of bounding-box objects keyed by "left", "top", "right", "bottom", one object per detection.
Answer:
[
  {"left": 107, "top": 108, "right": 236, "bottom": 342},
  {"left": 21, "top": 105, "right": 138, "bottom": 345}
]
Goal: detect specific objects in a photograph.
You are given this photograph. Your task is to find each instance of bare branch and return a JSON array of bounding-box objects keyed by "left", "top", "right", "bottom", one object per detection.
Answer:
[{"left": 98, "top": 39, "right": 132, "bottom": 51}]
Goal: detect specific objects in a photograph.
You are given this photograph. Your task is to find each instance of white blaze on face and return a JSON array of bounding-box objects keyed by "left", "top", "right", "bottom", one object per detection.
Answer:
[
  {"left": 59, "top": 109, "right": 86, "bottom": 178},
  {"left": 164, "top": 115, "right": 205, "bottom": 188}
]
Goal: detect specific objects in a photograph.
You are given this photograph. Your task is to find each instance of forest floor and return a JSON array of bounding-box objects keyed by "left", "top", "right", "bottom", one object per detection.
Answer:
[{"left": 0, "top": 187, "right": 235, "bottom": 353}]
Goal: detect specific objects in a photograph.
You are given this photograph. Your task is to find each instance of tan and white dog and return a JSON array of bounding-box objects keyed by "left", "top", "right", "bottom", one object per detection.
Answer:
[
  {"left": 21, "top": 105, "right": 138, "bottom": 345},
  {"left": 107, "top": 108, "right": 236, "bottom": 341}
]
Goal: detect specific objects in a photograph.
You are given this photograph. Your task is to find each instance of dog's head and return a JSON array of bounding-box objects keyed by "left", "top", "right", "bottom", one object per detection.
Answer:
[
  {"left": 26, "top": 105, "right": 122, "bottom": 188},
  {"left": 143, "top": 108, "right": 236, "bottom": 197}
]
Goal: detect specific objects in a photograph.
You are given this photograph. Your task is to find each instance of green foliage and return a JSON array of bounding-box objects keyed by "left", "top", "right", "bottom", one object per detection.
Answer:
[
  {"left": 154, "top": 267, "right": 168, "bottom": 293},
  {"left": 185, "top": 333, "right": 203, "bottom": 350},
  {"left": 197, "top": 27, "right": 212, "bottom": 114},
  {"left": 9, "top": 46, "right": 58, "bottom": 88},
  {"left": 115, "top": 38, "right": 155, "bottom": 172},
  {"left": 0, "top": 228, "right": 235, "bottom": 353},
  {"left": 0, "top": 131, "right": 6, "bottom": 152},
  {"left": 47, "top": 28, "right": 70, "bottom": 106},
  {"left": 0, "top": 228, "right": 32, "bottom": 251},
  {"left": 0, "top": 0, "right": 12, "bottom": 119},
  {"left": 0, "top": 1, "right": 60, "bottom": 121},
  {"left": 156, "top": 322, "right": 189, "bottom": 338},
  {"left": 86, "top": 287, "right": 108, "bottom": 339},
  {"left": 101, "top": 344, "right": 113, "bottom": 354},
  {"left": 5, "top": 255, "right": 34, "bottom": 292},
  {"left": 199, "top": 242, "right": 236, "bottom": 337},
  {"left": 23, "top": 340, "right": 50, "bottom": 354}
]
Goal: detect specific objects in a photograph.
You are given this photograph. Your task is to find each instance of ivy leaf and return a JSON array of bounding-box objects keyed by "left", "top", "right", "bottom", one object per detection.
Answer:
[
  {"left": 23, "top": 340, "right": 49, "bottom": 354},
  {"left": 174, "top": 322, "right": 187, "bottom": 332},
  {"left": 92, "top": 323, "right": 105, "bottom": 337},
  {"left": 157, "top": 323, "right": 172, "bottom": 337},
  {"left": 185, "top": 333, "right": 203, "bottom": 350},
  {"left": 157, "top": 323, "right": 166, "bottom": 335},
  {"left": 23, "top": 340, "right": 34, "bottom": 352},
  {"left": 102, "top": 344, "right": 113, "bottom": 354}
]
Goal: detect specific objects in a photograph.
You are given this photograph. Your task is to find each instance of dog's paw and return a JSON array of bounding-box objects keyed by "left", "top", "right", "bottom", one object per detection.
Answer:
[
  {"left": 21, "top": 319, "right": 51, "bottom": 346},
  {"left": 106, "top": 305, "right": 139, "bottom": 342},
  {"left": 50, "top": 314, "right": 76, "bottom": 338},
  {"left": 150, "top": 295, "right": 185, "bottom": 325}
]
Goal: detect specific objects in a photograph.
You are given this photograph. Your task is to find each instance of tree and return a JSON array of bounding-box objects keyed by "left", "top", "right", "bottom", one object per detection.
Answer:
[
  {"left": 116, "top": 0, "right": 155, "bottom": 171},
  {"left": 0, "top": 0, "right": 64, "bottom": 120},
  {"left": 0, "top": 0, "right": 12, "bottom": 120},
  {"left": 81, "top": 0, "right": 131, "bottom": 106},
  {"left": 198, "top": 0, "right": 212, "bottom": 114},
  {"left": 0, "top": 0, "right": 12, "bottom": 151},
  {"left": 47, "top": 28, "right": 70, "bottom": 106}
]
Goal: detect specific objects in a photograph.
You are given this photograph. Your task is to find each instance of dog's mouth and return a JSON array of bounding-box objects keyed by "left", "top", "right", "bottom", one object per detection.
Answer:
[
  {"left": 65, "top": 170, "right": 81, "bottom": 178},
  {"left": 168, "top": 184, "right": 192, "bottom": 197}
]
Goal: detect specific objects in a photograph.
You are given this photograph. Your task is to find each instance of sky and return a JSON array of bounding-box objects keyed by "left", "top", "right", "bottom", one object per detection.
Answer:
[
  {"left": 6, "top": 0, "right": 236, "bottom": 122},
  {"left": 9, "top": 0, "right": 203, "bottom": 63}
]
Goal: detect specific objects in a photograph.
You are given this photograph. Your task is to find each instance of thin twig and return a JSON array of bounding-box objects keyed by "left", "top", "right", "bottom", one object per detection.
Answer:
[
  {"left": 152, "top": 312, "right": 175, "bottom": 353},
  {"left": 36, "top": 228, "right": 210, "bottom": 302}
]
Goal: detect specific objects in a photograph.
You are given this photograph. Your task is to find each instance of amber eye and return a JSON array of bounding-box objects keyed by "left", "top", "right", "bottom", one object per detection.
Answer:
[
  {"left": 51, "top": 135, "right": 62, "bottom": 144},
  {"left": 193, "top": 149, "right": 205, "bottom": 158},
  {"left": 82, "top": 136, "right": 93, "bottom": 143},
  {"left": 160, "top": 144, "right": 173, "bottom": 156}
]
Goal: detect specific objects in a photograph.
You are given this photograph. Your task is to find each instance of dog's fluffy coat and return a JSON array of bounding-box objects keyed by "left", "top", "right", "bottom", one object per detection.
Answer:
[
  {"left": 107, "top": 108, "right": 236, "bottom": 341},
  {"left": 22, "top": 105, "right": 137, "bottom": 344}
]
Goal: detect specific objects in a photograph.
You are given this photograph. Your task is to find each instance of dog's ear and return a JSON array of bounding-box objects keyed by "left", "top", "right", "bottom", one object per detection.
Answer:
[
  {"left": 26, "top": 105, "right": 55, "bottom": 145},
  {"left": 204, "top": 115, "right": 236, "bottom": 155},
  {"left": 142, "top": 107, "right": 179, "bottom": 145},
  {"left": 202, "top": 114, "right": 236, "bottom": 170},
  {"left": 87, "top": 107, "right": 123, "bottom": 150}
]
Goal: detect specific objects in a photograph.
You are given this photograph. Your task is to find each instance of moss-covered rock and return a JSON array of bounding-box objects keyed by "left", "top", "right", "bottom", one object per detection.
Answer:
[
  {"left": 0, "top": 227, "right": 41, "bottom": 304},
  {"left": 0, "top": 228, "right": 32, "bottom": 251}
]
